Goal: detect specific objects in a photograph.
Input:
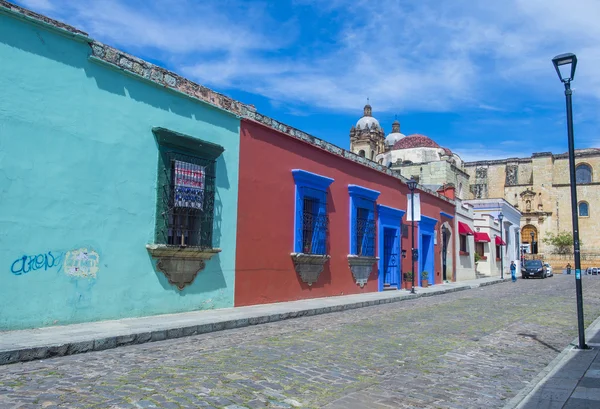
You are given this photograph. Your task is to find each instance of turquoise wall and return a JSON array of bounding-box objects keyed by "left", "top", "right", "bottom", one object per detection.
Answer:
[{"left": 0, "top": 13, "right": 240, "bottom": 330}]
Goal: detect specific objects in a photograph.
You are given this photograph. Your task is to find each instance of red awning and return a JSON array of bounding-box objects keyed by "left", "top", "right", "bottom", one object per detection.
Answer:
[
  {"left": 458, "top": 221, "right": 474, "bottom": 236},
  {"left": 474, "top": 232, "right": 491, "bottom": 242},
  {"left": 495, "top": 236, "right": 506, "bottom": 246}
]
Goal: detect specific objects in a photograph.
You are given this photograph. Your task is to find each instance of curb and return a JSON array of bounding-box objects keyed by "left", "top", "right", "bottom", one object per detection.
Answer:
[
  {"left": 502, "top": 314, "right": 600, "bottom": 409},
  {"left": 0, "top": 279, "right": 508, "bottom": 366}
]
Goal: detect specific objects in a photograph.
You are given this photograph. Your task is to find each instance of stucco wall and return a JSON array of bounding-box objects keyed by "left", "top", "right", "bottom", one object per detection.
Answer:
[
  {"left": 235, "top": 120, "right": 455, "bottom": 306},
  {"left": 473, "top": 216, "right": 501, "bottom": 277},
  {"left": 455, "top": 202, "right": 476, "bottom": 281},
  {"left": 0, "top": 14, "right": 240, "bottom": 329}
]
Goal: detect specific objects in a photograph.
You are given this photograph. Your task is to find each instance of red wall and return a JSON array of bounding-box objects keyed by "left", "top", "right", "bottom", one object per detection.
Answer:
[{"left": 235, "top": 119, "right": 455, "bottom": 306}]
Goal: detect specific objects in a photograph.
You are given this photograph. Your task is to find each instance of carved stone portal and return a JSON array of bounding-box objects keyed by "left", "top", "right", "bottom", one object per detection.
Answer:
[
  {"left": 291, "top": 253, "right": 330, "bottom": 286},
  {"left": 347, "top": 255, "right": 379, "bottom": 287},
  {"left": 146, "top": 245, "right": 221, "bottom": 290}
]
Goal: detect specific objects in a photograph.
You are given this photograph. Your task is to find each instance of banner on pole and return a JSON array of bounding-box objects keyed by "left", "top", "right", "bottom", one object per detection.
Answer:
[{"left": 406, "top": 193, "right": 421, "bottom": 222}]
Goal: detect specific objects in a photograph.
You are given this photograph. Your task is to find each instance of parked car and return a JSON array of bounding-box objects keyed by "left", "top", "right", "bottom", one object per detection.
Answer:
[
  {"left": 593, "top": 267, "right": 599, "bottom": 276},
  {"left": 522, "top": 259, "right": 548, "bottom": 279},
  {"left": 543, "top": 263, "right": 553, "bottom": 277}
]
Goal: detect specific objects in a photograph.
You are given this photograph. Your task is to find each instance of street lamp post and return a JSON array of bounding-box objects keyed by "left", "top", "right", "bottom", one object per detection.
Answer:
[
  {"left": 407, "top": 177, "right": 418, "bottom": 294},
  {"left": 552, "top": 52, "right": 587, "bottom": 350},
  {"left": 442, "top": 226, "right": 449, "bottom": 282},
  {"left": 530, "top": 232, "right": 535, "bottom": 255},
  {"left": 498, "top": 212, "right": 504, "bottom": 279}
]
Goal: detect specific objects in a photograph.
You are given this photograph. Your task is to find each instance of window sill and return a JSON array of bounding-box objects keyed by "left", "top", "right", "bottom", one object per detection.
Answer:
[
  {"left": 146, "top": 244, "right": 221, "bottom": 290},
  {"left": 146, "top": 244, "right": 221, "bottom": 259},
  {"left": 479, "top": 256, "right": 488, "bottom": 261},
  {"left": 347, "top": 255, "right": 379, "bottom": 287},
  {"left": 290, "top": 252, "right": 330, "bottom": 286},
  {"left": 459, "top": 251, "right": 469, "bottom": 256},
  {"left": 496, "top": 258, "right": 501, "bottom": 261}
]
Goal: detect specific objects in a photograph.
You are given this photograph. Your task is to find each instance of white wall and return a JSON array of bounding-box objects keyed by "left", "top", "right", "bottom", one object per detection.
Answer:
[{"left": 455, "top": 201, "right": 476, "bottom": 281}]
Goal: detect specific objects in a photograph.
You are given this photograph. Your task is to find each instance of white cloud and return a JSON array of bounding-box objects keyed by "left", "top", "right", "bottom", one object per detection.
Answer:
[
  {"left": 14, "top": 0, "right": 600, "bottom": 116},
  {"left": 18, "top": 0, "right": 54, "bottom": 11}
]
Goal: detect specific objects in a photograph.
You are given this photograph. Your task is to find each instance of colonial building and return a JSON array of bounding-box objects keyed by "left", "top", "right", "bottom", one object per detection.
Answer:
[
  {"left": 464, "top": 150, "right": 600, "bottom": 255},
  {"left": 0, "top": 1, "right": 458, "bottom": 330},
  {"left": 463, "top": 198, "right": 522, "bottom": 277},
  {"left": 349, "top": 105, "right": 471, "bottom": 200},
  {"left": 236, "top": 117, "right": 456, "bottom": 306}
]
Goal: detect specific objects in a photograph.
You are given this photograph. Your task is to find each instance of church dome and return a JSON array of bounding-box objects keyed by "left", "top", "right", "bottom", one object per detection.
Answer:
[
  {"left": 385, "top": 132, "right": 406, "bottom": 146},
  {"left": 356, "top": 104, "right": 381, "bottom": 130},
  {"left": 385, "top": 119, "right": 405, "bottom": 146},
  {"left": 357, "top": 116, "right": 381, "bottom": 130},
  {"left": 392, "top": 134, "right": 440, "bottom": 150}
]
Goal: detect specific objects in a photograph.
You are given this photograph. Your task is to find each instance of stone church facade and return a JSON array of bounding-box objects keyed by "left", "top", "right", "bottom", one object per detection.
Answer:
[{"left": 463, "top": 149, "right": 600, "bottom": 255}]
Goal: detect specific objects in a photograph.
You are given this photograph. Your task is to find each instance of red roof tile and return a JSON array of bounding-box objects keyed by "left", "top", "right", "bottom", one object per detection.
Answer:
[{"left": 392, "top": 134, "right": 440, "bottom": 150}]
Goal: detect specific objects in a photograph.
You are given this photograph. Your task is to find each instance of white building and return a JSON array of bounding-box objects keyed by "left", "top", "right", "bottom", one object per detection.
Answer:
[
  {"left": 455, "top": 200, "right": 476, "bottom": 281},
  {"left": 464, "top": 198, "right": 522, "bottom": 277}
]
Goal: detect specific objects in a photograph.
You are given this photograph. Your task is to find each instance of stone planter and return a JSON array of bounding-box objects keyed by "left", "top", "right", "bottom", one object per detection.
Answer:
[
  {"left": 291, "top": 253, "right": 330, "bottom": 286},
  {"left": 347, "top": 255, "right": 379, "bottom": 287},
  {"left": 146, "top": 244, "right": 221, "bottom": 290}
]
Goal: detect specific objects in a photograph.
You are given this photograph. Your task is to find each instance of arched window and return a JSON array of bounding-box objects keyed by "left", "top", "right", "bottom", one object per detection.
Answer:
[
  {"left": 576, "top": 164, "right": 592, "bottom": 184},
  {"left": 579, "top": 201, "right": 589, "bottom": 217},
  {"left": 358, "top": 150, "right": 365, "bottom": 158}
]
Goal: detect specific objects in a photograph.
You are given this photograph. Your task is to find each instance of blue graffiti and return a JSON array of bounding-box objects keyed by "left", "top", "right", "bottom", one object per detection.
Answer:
[{"left": 10, "top": 251, "right": 63, "bottom": 276}]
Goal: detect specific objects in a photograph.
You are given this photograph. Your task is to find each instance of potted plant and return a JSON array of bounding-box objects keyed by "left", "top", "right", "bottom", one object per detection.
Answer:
[
  {"left": 421, "top": 270, "right": 429, "bottom": 287},
  {"left": 403, "top": 271, "right": 413, "bottom": 290}
]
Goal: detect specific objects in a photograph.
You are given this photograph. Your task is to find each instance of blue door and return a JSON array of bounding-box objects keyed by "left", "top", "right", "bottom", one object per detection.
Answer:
[
  {"left": 420, "top": 233, "right": 434, "bottom": 285},
  {"left": 383, "top": 227, "right": 399, "bottom": 289}
]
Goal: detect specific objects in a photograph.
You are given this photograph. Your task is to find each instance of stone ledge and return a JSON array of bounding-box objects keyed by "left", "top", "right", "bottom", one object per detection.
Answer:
[
  {"left": 347, "top": 255, "right": 379, "bottom": 287},
  {"left": 146, "top": 245, "right": 221, "bottom": 290},
  {"left": 290, "top": 252, "right": 331, "bottom": 286},
  {"left": 146, "top": 244, "right": 221, "bottom": 259}
]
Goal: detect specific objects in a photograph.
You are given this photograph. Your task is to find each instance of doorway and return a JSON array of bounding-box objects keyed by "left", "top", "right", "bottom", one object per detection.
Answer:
[
  {"left": 383, "top": 227, "right": 400, "bottom": 289},
  {"left": 420, "top": 233, "right": 434, "bottom": 285}
]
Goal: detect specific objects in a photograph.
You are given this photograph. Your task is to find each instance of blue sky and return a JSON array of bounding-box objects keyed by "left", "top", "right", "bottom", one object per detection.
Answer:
[{"left": 16, "top": 0, "right": 600, "bottom": 161}]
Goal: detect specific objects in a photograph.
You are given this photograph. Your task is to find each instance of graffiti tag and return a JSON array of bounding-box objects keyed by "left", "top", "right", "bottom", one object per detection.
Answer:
[
  {"left": 10, "top": 248, "right": 100, "bottom": 278},
  {"left": 10, "top": 251, "right": 63, "bottom": 276}
]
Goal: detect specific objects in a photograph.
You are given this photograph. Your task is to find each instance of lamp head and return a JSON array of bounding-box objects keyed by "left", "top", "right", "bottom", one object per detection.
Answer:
[
  {"left": 498, "top": 212, "right": 504, "bottom": 221},
  {"left": 552, "top": 53, "right": 577, "bottom": 83},
  {"left": 407, "top": 177, "right": 418, "bottom": 191}
]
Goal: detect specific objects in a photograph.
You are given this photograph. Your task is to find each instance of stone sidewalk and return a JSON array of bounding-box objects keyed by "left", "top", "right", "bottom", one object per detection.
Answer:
[
  {"left": 0, "top": 277, "right": 507, "bottom": 366},
  {"left": 504, "top": 315, "right": 600, "bottom": 409}
]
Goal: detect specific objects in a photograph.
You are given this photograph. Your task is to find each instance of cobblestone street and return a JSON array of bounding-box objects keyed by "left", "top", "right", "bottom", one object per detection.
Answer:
[{"left": 2, "top": 275, "right": 600, "bottom": 409}]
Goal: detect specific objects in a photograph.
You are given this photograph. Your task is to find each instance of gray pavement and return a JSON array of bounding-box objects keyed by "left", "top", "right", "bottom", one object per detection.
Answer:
[
  {"left": 1, "top": 274, "right": 600, "bottom": 409},
  {"left": 504, "top": 314, "right": 600, "bottom": 409},
  {"left": 0, "top": 277, "right": 504, "bottom": 365}
]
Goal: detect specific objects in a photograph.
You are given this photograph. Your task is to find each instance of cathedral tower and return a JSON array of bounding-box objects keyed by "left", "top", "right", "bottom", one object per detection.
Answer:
[{"left": 349, "top": 104, "right": 385, "bottom": 161}]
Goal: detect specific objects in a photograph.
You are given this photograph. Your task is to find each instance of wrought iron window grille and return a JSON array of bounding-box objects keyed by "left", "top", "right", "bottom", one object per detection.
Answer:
[
  {"left": 157, "top": 151, "right": 216, "bottom": 249},
  {"left": 300, "top": 192, "right": 328, "bottom": 255},
  {"left": 355, "top": 208, "right": 375, "bottom": 256}
]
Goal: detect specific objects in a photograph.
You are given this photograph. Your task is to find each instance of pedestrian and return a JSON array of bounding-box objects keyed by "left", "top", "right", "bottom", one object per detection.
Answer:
[{"left": 510, "top": 261, "right": 517, "bottom": 282}]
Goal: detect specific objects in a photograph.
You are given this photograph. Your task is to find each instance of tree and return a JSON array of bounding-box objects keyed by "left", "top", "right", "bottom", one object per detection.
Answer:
[{"left": 542, "top": 231, "right": 581, "bottom": 254}]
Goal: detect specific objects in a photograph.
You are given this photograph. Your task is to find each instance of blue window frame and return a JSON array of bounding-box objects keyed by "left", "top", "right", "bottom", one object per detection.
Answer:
[
  {"left": 348, "top": 185, "right": 380, "bottom": 257},
  {"left": 292, "top": 170, "right": 334, "bottom": 255}
]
